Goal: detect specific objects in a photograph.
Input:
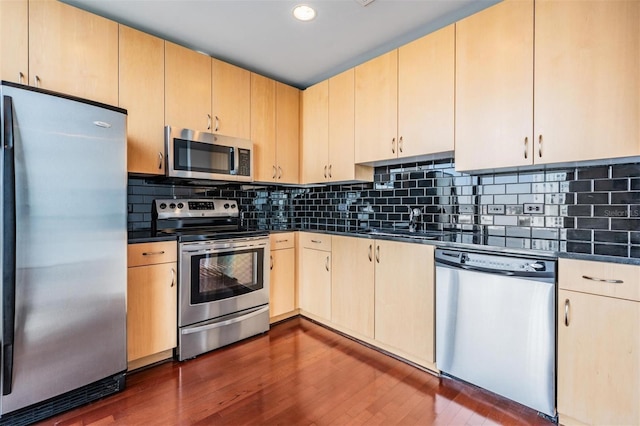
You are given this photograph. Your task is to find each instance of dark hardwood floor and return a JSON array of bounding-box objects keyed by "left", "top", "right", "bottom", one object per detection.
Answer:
[{"left": 38, "top": 317, "right": 552, "bottom": 425}]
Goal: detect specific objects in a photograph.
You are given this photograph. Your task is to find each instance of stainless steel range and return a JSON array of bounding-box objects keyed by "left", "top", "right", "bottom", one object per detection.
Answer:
[{"left": 153, "top": 198, "right": 270, "bottom": 361}]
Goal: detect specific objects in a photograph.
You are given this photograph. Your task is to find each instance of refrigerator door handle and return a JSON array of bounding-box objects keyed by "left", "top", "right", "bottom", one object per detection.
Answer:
[{"left": 2, "top": 94, "right": 17, "bottom": 396}]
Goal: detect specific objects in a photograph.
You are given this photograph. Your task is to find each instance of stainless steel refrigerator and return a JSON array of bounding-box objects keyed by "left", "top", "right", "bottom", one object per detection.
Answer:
[{"left": 1, "top": 82, "right": 127, "bottom": 425}]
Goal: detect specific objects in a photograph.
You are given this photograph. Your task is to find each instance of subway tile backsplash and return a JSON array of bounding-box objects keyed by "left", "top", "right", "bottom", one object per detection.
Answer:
[{"left": 128, "top": 159, "right": 640, "bottom": 260}]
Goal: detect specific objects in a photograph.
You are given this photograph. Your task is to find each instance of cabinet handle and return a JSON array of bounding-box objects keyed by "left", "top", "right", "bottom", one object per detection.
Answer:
[
  {"left": 34, "top": 75, "right": 41, "bottom": 88},
  {"left": 325, "top": 256, "right": 330, "bottom": 272},
  {"left": 158, "top": 152, "right": 163, "bottom": 170},
  {"left": 18, "top": 72, "right": 25, "bottom": 84},
  {"left": 524, "top": 137, "right": 528, "bottom": 159},
  {"left": 310, "top": 239, "right": 322, "bottom": 244},
  {"left": 214, "top": 115, "right": 219, "bottom": 132},
  {"left": 207, "top": 114, "right": 212, "bottom": 130},
  {"left": 275, "top": 239, "right": 289, "bottom": 243},
  {"left": 399, "top": 136, "right": 403, "bottom": 153},
  {"left": 328, "top": 165, "right": 332, "bottom": 179},
  {"left": 278, "top": 166, "right": 283, "bottom": 179},
  {"left": 581, "top": 275, "right": 624, "bottom": 284},
  {"left": 272, "top": 165, "right": 277, "bottom": 179},
  {"left": 564, "top": 299, "right": 570, "bottom": 327},
  {"left": 368, "top": 244, "right": 372, "bottom": 262},
  {"left": 170, "top": 268, "right": 176, "bottom": 287},
  {"left": 538, "top": 134, "right": 543, "bottom": 158},
  {"left": 270, "top": 255, "right": 274, "bottom": 271},
  {"left": 142, "top": 251, "right": 165, "bottom": 256},
  {"left": 324, "top": 165, "right": 328, "bottom": 179},
  {"left": 391, "top": 138, "right": 396, "bottom": 154},
  {"left": 375, "top": 245, "right": 380, "bottom": 263}
]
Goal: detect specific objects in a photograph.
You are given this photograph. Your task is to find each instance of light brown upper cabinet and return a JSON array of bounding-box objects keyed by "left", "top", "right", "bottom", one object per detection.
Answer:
[
  {"left": 165, "top": 41, "right": 212, "bottom": 133},
  {"left": 0, "top": 0, "right": 28, "bottom": 84},
  {"left": 355, "top": 24, "right": 455, "bottom": 164},
  {"left": 119, "top": 25, "right": 165, "bottom": 175},
  {"left": 251, "top": 73, "right": 300, "bottom": 184},
  {"left": 456, "top": 0, "right": 640, "bottom": 171},
  {"left": 211, "top": 59, "right": 251, "bottom": 139},
  {"left": 28, "top": 0, "right": 118, "bottom": 106},
  {"left": 302, "top": 69, "right": 373, "bottom": 184}
]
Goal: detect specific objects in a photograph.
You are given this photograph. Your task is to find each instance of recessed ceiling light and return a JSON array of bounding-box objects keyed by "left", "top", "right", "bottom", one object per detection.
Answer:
[{"left": 293, "top": 5, "right": 316, "bottom": 22}]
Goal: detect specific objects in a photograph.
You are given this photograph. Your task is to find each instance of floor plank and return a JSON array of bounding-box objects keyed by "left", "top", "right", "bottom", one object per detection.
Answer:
[{"left": 37, "top": 317, "right": 552, "bottom": 426}]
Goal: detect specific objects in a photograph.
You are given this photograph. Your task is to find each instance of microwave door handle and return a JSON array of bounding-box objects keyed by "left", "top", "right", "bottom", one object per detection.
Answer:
[{"left": 231, "top": 148, "right": 239, "bottom": 175}]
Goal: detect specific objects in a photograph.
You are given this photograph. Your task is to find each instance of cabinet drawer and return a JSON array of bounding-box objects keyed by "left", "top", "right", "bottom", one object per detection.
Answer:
[
  {"left": 270, "top": 232, "right": 295, "bottom": 250},
  {"left": 299, "top": 232, "right": 331, "bottom": 251},
  {"left": 559, "top": 258, "right": 640, "bottom": 302},
  {"left": 128, "top": 241, "right": 177, "bottom": 267}
]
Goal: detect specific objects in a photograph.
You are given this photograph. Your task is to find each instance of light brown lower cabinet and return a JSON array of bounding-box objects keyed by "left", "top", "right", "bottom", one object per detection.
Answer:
[
  {"left": 557, "top": 258, "right": 639, "bottom": 426},
  {"left": 298, "top": 233, "right": 332, "bottom": 321},
  {"left": 269, "top": 233, "right": 296, "bottom": 321},
  {"left": 127, "top": 241, "right": 177, "bottom": 368}
]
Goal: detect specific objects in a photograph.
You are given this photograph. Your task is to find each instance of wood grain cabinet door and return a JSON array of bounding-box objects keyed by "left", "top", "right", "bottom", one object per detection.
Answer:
[
  {"left": 275, "top": 82, "right": 300, "bottom": 184},
  {"left": 301, "top": 80, "right": 329, "bottom": 184},
  {"left": 534, "top": 0, "right": 640, "bottom": 164},
  {"left": 455, "top": 0, "right": 534, "bottom": 171},
  {"left": 0, "top": 0, "right": 28, "bottom": 84},
  {"left": 29, "top": 0, "right": 119, "bottom": 106},
  {"left": 251, "top": 73, "right": 277, "bottom": 182},
  {"left": 270, "top": 248, "right": 296, "bottom": 318},
  {"left": 212, "top": 59, "right": 250, "bottom": 140},
  {"left": 299, "top": 248, "right": 331, "bottom": 321},
  {"left": 119, "top": 25, "right": 165, "bottom": 175}
]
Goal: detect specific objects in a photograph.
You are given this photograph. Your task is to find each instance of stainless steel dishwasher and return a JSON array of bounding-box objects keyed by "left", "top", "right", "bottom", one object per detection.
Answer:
[{"left": 435, "top": 249, "right": 556, "bottom": 418}]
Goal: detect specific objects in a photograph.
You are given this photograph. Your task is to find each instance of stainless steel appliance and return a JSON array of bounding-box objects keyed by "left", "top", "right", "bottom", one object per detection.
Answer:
[
  {"left": 152, "top": 199, "right": 269, "bottom": 361},
  {"left": 1, "top": 82, "right": 127, "bottom": 425},
  {"left": 435, "top": 249, "right": 556, "bottom": 418},
  {"left": 165, "top": 126, "right": 253, "bottom": 182}
]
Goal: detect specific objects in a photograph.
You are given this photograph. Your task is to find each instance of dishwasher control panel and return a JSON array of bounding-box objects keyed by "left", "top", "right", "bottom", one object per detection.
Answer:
[{"left": 436, "top": 249, "right": 556, "bottom": 280}]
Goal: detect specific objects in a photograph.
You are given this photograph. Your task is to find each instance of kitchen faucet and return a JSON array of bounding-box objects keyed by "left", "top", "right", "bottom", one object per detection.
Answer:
[{"left": 409, "top": 207, "right": 422, "bottom": 233}]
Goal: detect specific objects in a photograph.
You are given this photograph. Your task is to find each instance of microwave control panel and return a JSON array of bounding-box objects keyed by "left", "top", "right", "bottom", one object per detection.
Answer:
[{"left": 237, "top": 149, "right": 251, "bottom": 176}]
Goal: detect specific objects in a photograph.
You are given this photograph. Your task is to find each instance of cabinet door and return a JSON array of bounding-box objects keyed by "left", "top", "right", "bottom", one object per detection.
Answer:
[
  {"left": 29, "top": 0, "right": 118, "bottom": 106},
  {"left": 535, "top": 0, "right": 640, "bottom": 164},
  {"left": 558, "top": 289, "right": 639, "bottom": 426},
  {"left": 375, "top": 241, "right": 434, "bottom": 364},
  {"left": 275, "top": 82, "right": 300, "bottom": 184},
  {"left": 329, "top": 69, "right": 358, "bottom": 182},
  {"left": 301, "top": 80, "right": 329, "bottom": 184},
  {"left": 355, "top": 50, "right": 398, "bottom": 164},
  {"left": 270, "top": 248, "right": 296, "bottom": 318},
  {"left": 127, "top": 262, "right": 177, "bottom": 362},
  {"left": 299, "top": 248, "right": 331, "bottom": 321},
  {"left": 331, "top": 236, "right": 374, "bottom": 338},
  {"left": 165, "top": 41, "right": 212, "bottom": 133},
  {"left": 455, "top": 0, "right": 534, "bottom": 171},
  {"left": 212, "top": 58, "right": 250, "bottom": 139},
  {"left": 251, "top": 73, "right": 277, "bottom": 182},
  {"left": 119, "top": 25, "right": 165, "bottom": 175},
  {"left": 0, "top": 0, "right": 28, "bottom": 84},
  {"left": 398, "top": 24, "right": 454, "bottom": 158}
]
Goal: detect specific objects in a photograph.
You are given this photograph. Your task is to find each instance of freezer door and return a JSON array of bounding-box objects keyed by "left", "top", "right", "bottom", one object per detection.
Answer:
[{"left": 0, "top": 85, "right": 127, "bottom": 414}]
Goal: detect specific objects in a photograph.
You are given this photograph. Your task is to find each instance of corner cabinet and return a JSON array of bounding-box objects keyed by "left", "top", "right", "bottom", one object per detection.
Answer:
[
  {"left": 28, "top": 0, "right": 119, "bottom": 105},
  {"left": 355, "top": 24, "right": 455, "bottom": 164},
  {"left": 251, "top": 74, "right": 300, "bottom": 184},
  {"left": 557, "top": 258, "right": 639, "bottom": 426},
  {"left": 298, "top": 233, "right": 331, "bottom": 321},
  {"left": 119, "top": 25, "right": 165, "bottom": 175},
  {"left": 269, "top": 233, "right": 297, "bottom": 321},
  {"left": 455, "top": 0, "right": 640, "bottom": 171},
  {"left": 127, "top": 241, "right": 177, "bottom": 369}
]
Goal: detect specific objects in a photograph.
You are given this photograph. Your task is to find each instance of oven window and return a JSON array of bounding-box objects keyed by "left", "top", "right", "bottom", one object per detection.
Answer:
[
  {"left": 174, "top": 138, "right": 233, "bottom": 174},
  {"left": 190, "top": 248, "right": 264, "bottom": 304}
]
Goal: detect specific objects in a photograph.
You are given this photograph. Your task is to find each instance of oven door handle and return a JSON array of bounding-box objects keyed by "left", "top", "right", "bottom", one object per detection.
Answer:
[{"left": 180, "top": 305, "right": 269, "bottom": 335}]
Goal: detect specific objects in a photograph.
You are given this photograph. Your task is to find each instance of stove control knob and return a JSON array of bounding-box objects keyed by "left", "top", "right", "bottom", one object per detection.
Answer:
[
  {"left": 177, "top": 202, "right": 184, "bottom": 209},
  {"left": 169, "top": 203, "right": 176, "bottom": 209},
  {"left": 159, "top": 203, "right": 167, "bottom": 209},
  {"left": 224, "top": 203, "right": 230, "bottom": 209},
  {"left": 230, "top": 204, "right": 237, "bottom": 209}
]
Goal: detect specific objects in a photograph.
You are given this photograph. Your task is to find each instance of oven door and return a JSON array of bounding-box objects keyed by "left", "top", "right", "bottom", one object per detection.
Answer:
[{"left": 179, "top": 236, "right": 269, "bottom": 327}]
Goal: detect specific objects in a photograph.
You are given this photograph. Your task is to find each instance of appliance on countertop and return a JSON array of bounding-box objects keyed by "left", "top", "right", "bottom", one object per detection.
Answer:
[
  {"left": 164, "top": 126, "right": 253, "bottom": 183},
  {"left": 1, "top": 81, "right": 127, "bottom": 425},
  {"left": 152, "top": 198, "right": 269, "bottom": 361},
  {"left": 435, "top": 248, "right": 557, "bottom": 419}
]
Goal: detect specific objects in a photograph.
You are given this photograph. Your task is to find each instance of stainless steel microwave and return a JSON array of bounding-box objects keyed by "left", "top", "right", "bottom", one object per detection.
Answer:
[{"left": 164, "top": 126, "right": 253, "bottom": 182}]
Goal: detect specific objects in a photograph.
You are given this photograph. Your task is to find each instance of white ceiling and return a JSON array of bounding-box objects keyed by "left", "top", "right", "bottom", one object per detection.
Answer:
[{"left": 63, "top": 0, "right": 500, "bottom": 89}]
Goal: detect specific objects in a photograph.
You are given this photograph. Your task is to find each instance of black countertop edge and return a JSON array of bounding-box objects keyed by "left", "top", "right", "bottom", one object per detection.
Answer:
[{"left": 128, "top": 228, "right": 640, "bottom": 266}]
